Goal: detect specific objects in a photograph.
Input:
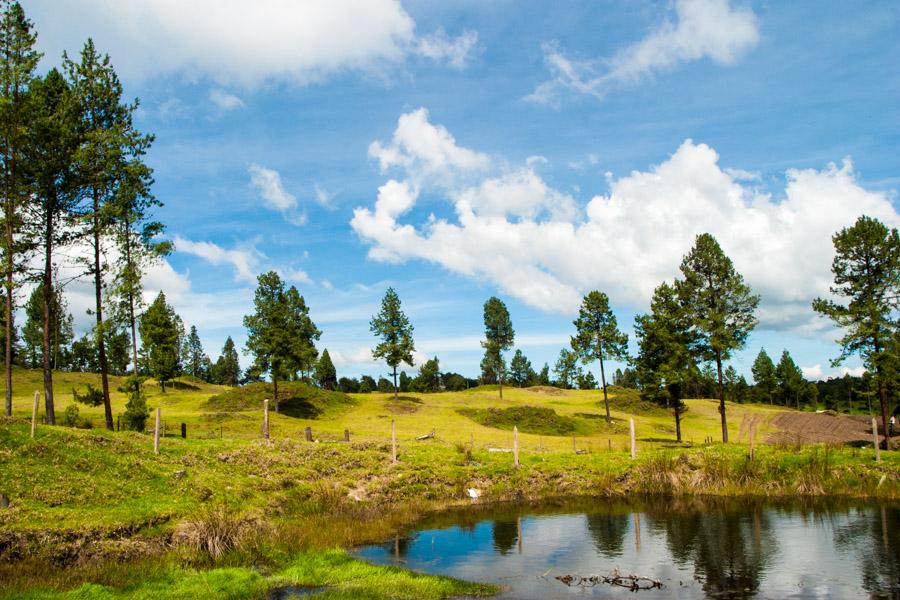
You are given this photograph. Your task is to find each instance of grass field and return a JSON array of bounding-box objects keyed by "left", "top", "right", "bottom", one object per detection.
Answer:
[{"left": 1, "top": 367, "right": 898, "bottom": 598}]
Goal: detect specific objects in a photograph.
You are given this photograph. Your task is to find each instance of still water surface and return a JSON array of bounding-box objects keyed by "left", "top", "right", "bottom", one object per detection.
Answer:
[{"left": 355, "top": 498, "right": 900, "bottom": 599}]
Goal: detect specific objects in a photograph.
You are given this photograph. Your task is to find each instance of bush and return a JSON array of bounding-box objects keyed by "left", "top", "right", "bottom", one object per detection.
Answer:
[
  {"left": 72, "top": 384, "right": 104, "bottom": 407},
  {"left": 120, "top": 376, "right": 150, "bottom": 431},
  {"left": 62, "top": 404, "right": 80, "bottom": 427}
]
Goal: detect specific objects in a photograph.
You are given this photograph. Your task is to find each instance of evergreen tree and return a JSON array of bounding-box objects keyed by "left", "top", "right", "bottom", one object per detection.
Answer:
[
  {"left": 537, "top": 363, "right": 551, "bottom": 386},
  {"left": 634, "top": 281, "right": 697, "bottom": 441},
  {"left": 65, "top": 39, "right": 150, "bottom": 430},
  {"left": 572, "top": 290, "right": 629, "bottom": 423},
  {"left": 482, "top": 296, "right": 514, "bottom": 399},
  {"left": 370, "top": 287, "right": 415, "bottom": 400},
  {"left": 553, "top": 348, "right": 580, "bottom": 389},
  {"left": 213, "top": 336, "right": 240, "bottom": 386},
  {"left": 184, "top": 325, "right": 207, "bottom": 379},
  {"left": 376, "top": 377, "right": 394, "bottom": 393},
  {"left": 139, "top": 291, "right": 181, "bottom": 392},
  {"left": 283, "top": 286, "right": 320, "bottom": 380},
  {"left": 399, "top": 371, "right": 411, "bottom": 392},
  {"left": 676, "top": 233, "right": 759, "bottom": 443},
  {"left": 25, "top": 67, "right": 80, "bottom": 420},
  {"left": 813, "top": 215, "right": 900, "bottom": 448},
  {"left": 120, "top": 376, "right": 148, "bottom": 431},
  {"left": 315, "top": 349, "right": 337, "bottom": 390},
  {"left": 751, "top": 348, "right": 777, "bottom": 404},
  {"left": 577, "top": 370, "right": 598, "bottom": 390},
  {"left": 479, "top": 350, "right": 498, "bottom": 384},
  {"left": 69, "top": 332, "right": 96, "bottom": 372},
  {"left": 106, "top": 326, "right": 130, "bottom": 376},
  {"left": 359, "top": 374, "right": 376, "bottom": 393},
  {"left": 410, "top": 356, "right": 440, "bottom": 392},
  {"left": 508, "top": 349, "right": 532, "bottom": 387},
  {"left": 22, "top": 283, "right": 73, "bottom": 370},
  {"left": 338, "top": 377, "right": 359, "bottom": 393},
  {"left": 775, "top": 350, "right": 805, "bottom": 409},
  {"left": 244, "top": 272, "right": 291, "bottom": 410},
  {"left": 0, "top": 1, "right": 40, "bottom": 417}
]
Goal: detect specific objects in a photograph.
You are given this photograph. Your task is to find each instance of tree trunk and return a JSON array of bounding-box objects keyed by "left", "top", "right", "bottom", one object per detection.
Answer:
[
  {"left": 392, "top": 365, "right": 398, "bottom": 400},
  {"left": 124, "top": 218, "right": 139, "bottom": 375},
  {"left": 716, "top": 350, "right": 728, "bottom": 443},
  {"left": 674, "top": 403, "right": 682, "bottom": 443},
  {"left": 598, "top": 347, "right": 610, "bottom": 424},
  {"left": 273, "top": 373, "right": 279, "bottom": 413},
  {"left": 41, "top": 209, "right": 55, "bottom": 424},
  {"left": 877, "top": 372, "right": 889, "bottom": 451},
  {"left": 4, "top": 192, "right": 12, "bottom": 418},
  {"left": 498, "top": 366, "right": 503, "bottom": 401},
  {"left": 92, "top": 203, "right": 113, "bottom": 431}
]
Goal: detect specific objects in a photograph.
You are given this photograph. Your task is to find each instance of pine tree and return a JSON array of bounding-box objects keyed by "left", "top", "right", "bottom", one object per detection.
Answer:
[
  {"left": 813, "top": 216, "right": 900, "bottom": 449},
  {"left": 751, "top": 348, "right": 777, "bottom": 404},
  {"left": 0, "top": 1, "right": 40, "bottom": 417},
  {"left": 676, "top": 233, "right": 759, "bottom": 443},
  {"left": 411, "top": 356, "right": 440, "bottom": 392},
  {"left": 184, "top": 325, "right": 207, "bottom": 379},
  {"left": 509, "top": 349, "right": 532, "bottom": 387},
  {"left": 214, "top": 336, "right": 240, "bottom": 386},
  {"left": 22, "top": 283, "right": 73, "bottom": 370},
  {"left": 315, "top": 349, "right": 337, "bottom": 390},
  {"left": 139, "top": 292, "right": 181, "bottom": 392},
  {"left": 634, "top": 282, "right": 697, "bottom": 441},
  {"left": 775, "top": 350, "right": 804, "bottom": 409},
  {"left": 553, "top": 348, "right": 580, "bottom": 389},
  {"left": 572, "top": 290, "right": 629, "bottom": 423},
  {"left": 482, "top": 296, "right": 514, "bottom": 400},
  {"left": 370, "top": 287, "right": 415, "bottom": 400},
  {"left": 65, "top": 39, "right": 150, "bottom": 429},
  {"left": 283, "top": 286, "right": 320, "bottom": 380},
  {"left": 244, "top": 271, "right": 292, "bottom": 410}
]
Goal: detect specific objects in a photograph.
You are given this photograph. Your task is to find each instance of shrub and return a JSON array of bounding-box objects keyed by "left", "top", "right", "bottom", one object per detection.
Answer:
[
  {"left": 62, "top": 404, "right": 80, "bottom": 427},
  {"left": 120, "top": 376, "right": 150, "bottom": 431},
  {"left": 72, "top": 384, "right": 104, "bottom": 407}
]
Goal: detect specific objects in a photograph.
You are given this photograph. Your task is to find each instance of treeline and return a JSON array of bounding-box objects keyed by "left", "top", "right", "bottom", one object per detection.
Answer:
[{"left": 0, "top": 3, "right": 174, "bottom": 428}]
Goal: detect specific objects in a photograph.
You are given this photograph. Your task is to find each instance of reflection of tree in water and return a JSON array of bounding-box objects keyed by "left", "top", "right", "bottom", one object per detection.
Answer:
[
  {"left": 646, "top": 501, "right": 774, "bottom": 599},
  {"left": 833, "top": 505, "right": 899, "bottom": 595},
  {"left": 381, "top": 533, "right": 416, "bottom": 559},
  {"left": 492, "top": 520, "right": 519, "bottom": 555},
  {"left": 586, "top": 513, "right": 630, "bottom": 559}
]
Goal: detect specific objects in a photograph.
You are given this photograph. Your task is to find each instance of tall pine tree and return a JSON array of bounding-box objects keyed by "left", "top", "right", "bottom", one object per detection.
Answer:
[
  {"left": 370, "top": 287, "right": 415, "bottom": 400},
  {"left": 572, "top": 290, "right": 628, "bottom": 423},
  {"left": 139, "top": 291, "right": 181, "bottom": 392},
  {"left": 482, "top": 296, "right": 514, "bottom": 400}
]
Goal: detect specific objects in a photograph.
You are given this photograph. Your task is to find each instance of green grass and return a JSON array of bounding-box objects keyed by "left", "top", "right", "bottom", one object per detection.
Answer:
[
  {"left": 5, "top": 550, "right": 496, "bottom": 600},
  {"left": 457, "top": 405, "right": 608, "bottom": 436}
]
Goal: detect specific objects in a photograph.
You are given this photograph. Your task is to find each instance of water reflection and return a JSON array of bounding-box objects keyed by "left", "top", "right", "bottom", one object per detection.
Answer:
[{"left": 355, "top": 498, "right": 900, "bottom": 599}]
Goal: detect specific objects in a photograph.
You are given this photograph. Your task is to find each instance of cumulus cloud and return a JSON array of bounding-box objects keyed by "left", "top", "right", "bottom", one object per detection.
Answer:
[
  {"left": 174, "top": 235, "right": 262, "bottom": 283},
  {"left": 29, "top": 0, "right": 477, "bottom": 86},
  {"left": 352, "top": 110, "right": 900, "bottom": 335},
  {"left": 528, "top": 0, "right": 759, "bottom": 104},
  {"left": 209, "top": 88, "right": 245, "bottom": 111},
  {"left": 249, "top": 164, "right": 307, "bottom": 225}
]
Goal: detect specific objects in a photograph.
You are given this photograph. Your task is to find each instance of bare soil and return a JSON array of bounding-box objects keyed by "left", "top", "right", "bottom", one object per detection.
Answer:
[{"left": 767, "top": 411, "right": 889, "bottom": 446}]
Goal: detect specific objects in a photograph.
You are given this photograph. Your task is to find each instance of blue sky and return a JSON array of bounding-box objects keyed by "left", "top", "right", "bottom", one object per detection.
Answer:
[{"left": 26, "top": 0, "right": 900, "bottom": 382}]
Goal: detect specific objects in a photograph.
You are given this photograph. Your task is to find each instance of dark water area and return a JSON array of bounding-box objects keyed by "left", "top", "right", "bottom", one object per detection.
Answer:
[{"left": 355, "top": 497, "right": 900, "bottom": 599}]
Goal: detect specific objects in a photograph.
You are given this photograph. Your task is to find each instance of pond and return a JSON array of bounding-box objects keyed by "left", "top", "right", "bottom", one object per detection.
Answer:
[{"left": 355, "top": 498, "right": 900, "bottom": 599}]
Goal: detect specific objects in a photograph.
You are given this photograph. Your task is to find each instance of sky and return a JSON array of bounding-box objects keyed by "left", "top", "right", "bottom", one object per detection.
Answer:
[{"left": 24, "top": 0, "right": 900, "bottom": 382}]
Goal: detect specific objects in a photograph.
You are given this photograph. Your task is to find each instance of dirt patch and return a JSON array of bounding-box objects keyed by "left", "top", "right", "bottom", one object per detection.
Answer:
[
  {"left": 526, "top": 386, "right": 566, "bottom": 396},
  {"left": 767, "top": 411, "right": 882, "bottom": 446},
  {"left": 384, "top": 398, "right": 421, "bottom": 414}
]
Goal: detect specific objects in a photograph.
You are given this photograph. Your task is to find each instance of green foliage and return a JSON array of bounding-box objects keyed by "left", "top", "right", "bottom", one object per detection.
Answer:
[
  {"left": 62, "top": 403, "right": 79, "bottom": 427},
  {"left": 21, "top": 283, "right": 73, "bottom": 370},
  {"left": 212, "top": 337, "right": 240, "bottom": 387},
  {"left": 813, "top": 215, "right": 899, "bottom": 437},
  {"left": 410, "top": 356, "right": 440, "bottom": 392},
  {"left": 139, "top": 292, "right": 181, "bottom": 391},
  {"left": 72, "top": 384, "right": 104, "bottom": 407},
  {"left": 358, "top": 375, "right": 376, "bottom": 393},
  {"left": 184, "top": 326, "right": 208, "bottom": 380},
  {"left": 553, "top": 348, "right": 580, "bottom": 389},
  {"left": 338, "top": 376, "right": 360, "bottom": 393},
  {"left": 572, "top": 290, "right": 629, "bottom": 366},
  {"left": 370, "top": 287, "right": 415, "bottom": 396},
  {"left": 751, "top": 348, "right": 777, "bottom": 403},
  {"left": 376, "top": 377, "right": 393, "bottom": 393},
  {"left": 205, "top": 380, "right": 354, "bottom": 418},
  {"left": 315, "top": 349, "right": 337, "bottom": 391},
  {"left": 119, "top": 376, "right": 149, "bottom": 431},
  {"left": 481, "top": 297, "right": 514, "bottom": 391},
  {"left": 458, "top": 405, "right": 603, "bottom": 436},
  {"left": 775, "top": 350, "right": 805, "bottom": 408},
  {"left": 508, "top": 349, "right": 533, "bottom": 387}
]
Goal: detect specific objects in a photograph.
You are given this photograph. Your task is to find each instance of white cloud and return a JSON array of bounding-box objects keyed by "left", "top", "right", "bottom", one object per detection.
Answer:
[
  {"left": 29, "top": 0, "right": 477, "bottom": 86},
  {"left": 368, "top": 108, "right": 490, "bottom": 184},
  {"left": 801, "top": 364, "right": 823, "bottom": 380},
  {"left": 352, "top": 110, "right": 900, "bottom": 335},
  {"left": 839, "top": 366, "right": 867, "bottom": 378},
  {"left": 528, "top": 0, "right": 759, "bottom": 104},
  {"left": 412, "top": 28, "right": 478, "bottom": 69},
  {"left": 174, "top": 235, "right": 262, "bottom": 283},
  {"left": 283, "top": 268, "right": 313, "bottom": 286},
  {"left": 314, "top": 183, "right": 334, "bottom": 208},
  {"left": 209, "top": 88, "right": 245, "bottom": 111},
  {"left": 249, "top": 164, "right": 307, "bottom": 225}
]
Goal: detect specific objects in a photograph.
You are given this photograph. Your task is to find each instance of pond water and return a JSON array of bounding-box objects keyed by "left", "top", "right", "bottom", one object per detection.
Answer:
[{"left": 355, "top": 498, "right": 900, "bottom": 599}]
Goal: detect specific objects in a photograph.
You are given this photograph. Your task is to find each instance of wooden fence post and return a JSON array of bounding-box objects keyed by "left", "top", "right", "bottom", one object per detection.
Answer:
[
  {"left": 572, "top": 435, "right": 576, "bottom": 453},
  {"left": 344, "top": 429, "right": 350, "bottom": 442},
  {"left": 154, "top": 408, "right": 161, "bottom": 454},
  {"left": 749, "top": 422, "right": 756, "bottom": 461},
  {"left": 872, "top": 417, "right": 881, "bottom": 462},
  {"left": 391, "top": 419, "right": 397, "bottom": 464},
  {"left": 263, "top": 399, "right": 269, "bottom": 440},
  {"left": 30, "top": 391, "right": 39, "bottom": 438},
  {"left": 629, "top": 418, "right": 636, "bottom": 460},
  {"left": 181, "top": 423, "right": 186, "bottom": 439},
  {"left": 513, "top": 426, "right": 520, "bottom": 467},
  {"left": 305, "top": 426, "right": 313, "bottom": 442}
]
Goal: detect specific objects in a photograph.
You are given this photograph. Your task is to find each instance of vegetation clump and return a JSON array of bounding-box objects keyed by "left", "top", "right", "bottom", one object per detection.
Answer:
[
  {"left": 458, "top": 405, "right": 590, "bottom": 436},
  {"left": 205, "top": 381, "right": 355, "bottom": 419}
]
